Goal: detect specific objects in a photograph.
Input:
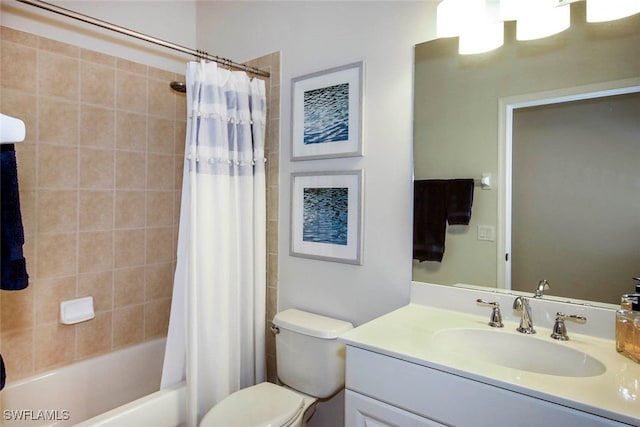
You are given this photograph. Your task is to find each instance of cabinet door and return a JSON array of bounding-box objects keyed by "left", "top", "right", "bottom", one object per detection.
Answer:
[{"left": 346, "top": 390, "right": 446, "bottom": 427}]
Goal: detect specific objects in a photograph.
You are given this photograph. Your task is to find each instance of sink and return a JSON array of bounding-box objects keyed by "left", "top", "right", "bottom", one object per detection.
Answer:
[{"left": 432, "top": 328, "right": 606, "bottom": 377}]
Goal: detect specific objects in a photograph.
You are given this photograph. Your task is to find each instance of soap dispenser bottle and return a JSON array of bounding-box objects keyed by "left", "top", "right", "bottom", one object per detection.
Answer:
[{"left": 616, "top": 293, "right": 640, "bottom": 363}]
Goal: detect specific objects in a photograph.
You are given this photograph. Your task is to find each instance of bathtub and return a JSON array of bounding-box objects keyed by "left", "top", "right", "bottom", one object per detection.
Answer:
[{"left": 0, "top": 338, "right": 184, "bottom": 427}]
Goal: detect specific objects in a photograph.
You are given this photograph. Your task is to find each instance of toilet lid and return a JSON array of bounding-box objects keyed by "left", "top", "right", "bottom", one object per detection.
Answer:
[{"left": 200, "top": 382, "right": 304, "bottom": 427}]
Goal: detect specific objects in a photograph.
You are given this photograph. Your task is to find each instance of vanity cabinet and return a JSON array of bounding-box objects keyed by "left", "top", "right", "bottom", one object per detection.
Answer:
[{"left": 344, "top": 346, "right": 631, "bottom": 427}]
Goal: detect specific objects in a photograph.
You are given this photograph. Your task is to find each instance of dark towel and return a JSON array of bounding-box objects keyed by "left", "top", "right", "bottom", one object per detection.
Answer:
[
  {"left": 1, "top": 144, "right": 29, "bottom": 291},
  {"left": 413, "top": 178, "right": 475, "bottom": 263},
  {"left": 0, "top": 353, "right": 5, "bottom": 390},
  {"left": 447, "top": 179, "right": 474, "bottom": 225},
  {"left": 413, "top": 180, "right": 448, "bottom": 262}
]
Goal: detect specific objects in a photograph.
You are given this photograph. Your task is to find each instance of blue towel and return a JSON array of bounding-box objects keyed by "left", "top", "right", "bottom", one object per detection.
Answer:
[
  {"left": 0, "top": 353, "right": 5, "bottom": 390},
  {"left": 1, "top": 144, "right": 29, "bottom": 291}
]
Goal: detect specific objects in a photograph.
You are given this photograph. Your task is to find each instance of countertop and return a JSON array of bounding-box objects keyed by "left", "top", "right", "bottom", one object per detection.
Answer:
[{"left": 339, "top": 303, "right": 640, "bottom": 426}]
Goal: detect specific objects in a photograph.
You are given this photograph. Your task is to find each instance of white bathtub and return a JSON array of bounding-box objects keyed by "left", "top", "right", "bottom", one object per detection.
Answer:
[{"left": 0, "top": 338, "right": 182, "bottom": 427}]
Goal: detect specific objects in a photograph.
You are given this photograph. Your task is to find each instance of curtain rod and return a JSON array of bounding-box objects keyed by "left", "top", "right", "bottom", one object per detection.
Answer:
[{"left": 16, "top": 0, "right": 271, "bottom": 78}]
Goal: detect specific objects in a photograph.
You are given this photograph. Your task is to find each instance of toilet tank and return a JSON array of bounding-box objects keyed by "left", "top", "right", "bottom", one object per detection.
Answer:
[{"left": 272, "top": 309, "right": 353, "bottom": 399}]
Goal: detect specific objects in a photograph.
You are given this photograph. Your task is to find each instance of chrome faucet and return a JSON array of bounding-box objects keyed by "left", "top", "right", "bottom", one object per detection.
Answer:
[
  {"left": 476, "top": 299, "right": 504, "bottom": 328},
  {"left": 512, "top": 296, "right": 535, "bottom": 334},
  {"left": 533, "top": 279, "right": 550, "bottom": 298},
  {"left": 551, "top": 312, "right": 587, "bottom": 341}
]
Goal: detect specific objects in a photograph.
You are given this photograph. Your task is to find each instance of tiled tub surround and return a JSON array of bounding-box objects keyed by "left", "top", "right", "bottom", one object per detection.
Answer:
[
  {"left": 0, "top": 26, "right": 183, "bottom": 381},
  {"left": 0, "top": 26, "right": 281, "bottom": 387}
]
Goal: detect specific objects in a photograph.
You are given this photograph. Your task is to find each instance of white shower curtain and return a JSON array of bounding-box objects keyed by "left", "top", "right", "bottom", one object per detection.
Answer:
[{"left": 161, "top": 61, "right": 267, "bottom": 426}]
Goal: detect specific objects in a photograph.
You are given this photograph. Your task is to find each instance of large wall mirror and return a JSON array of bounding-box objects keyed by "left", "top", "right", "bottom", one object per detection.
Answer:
[{"left": 413, "top": 2, "right": 640, "bottom": 305}]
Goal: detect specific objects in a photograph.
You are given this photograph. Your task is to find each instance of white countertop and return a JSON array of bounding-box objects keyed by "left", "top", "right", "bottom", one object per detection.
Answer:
[{"left": 339, "top": 303, "right": 640, "bottom": 426}]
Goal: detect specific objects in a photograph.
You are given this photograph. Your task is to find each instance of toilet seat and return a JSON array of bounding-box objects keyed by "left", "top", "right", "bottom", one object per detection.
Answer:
[{"left": 199, "top": 382, "right": 305, "bottom": 427}]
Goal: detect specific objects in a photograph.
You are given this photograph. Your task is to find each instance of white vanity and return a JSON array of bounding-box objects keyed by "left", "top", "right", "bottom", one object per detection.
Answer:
[{"left": 339, "top": 283, "right": 640, "bottom": 427}]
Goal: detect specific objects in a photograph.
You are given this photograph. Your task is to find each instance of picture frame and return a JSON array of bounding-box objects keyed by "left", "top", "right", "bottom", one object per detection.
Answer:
[
  {"left": 291, "top": 61, "right": 364, "bottom": 161},
  {"left": 290, "top": 170, "right": 364, "bottom": 265}
]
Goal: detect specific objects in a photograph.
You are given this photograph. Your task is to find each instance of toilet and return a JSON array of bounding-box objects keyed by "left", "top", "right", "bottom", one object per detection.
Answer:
[{"left": 199, "top": 308, "right": 354, "bottom": 427}]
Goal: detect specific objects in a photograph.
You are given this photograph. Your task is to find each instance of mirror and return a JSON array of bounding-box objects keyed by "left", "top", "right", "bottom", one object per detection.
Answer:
[{"left": 412, "top": 2, "right": 640, "bottom": 305}]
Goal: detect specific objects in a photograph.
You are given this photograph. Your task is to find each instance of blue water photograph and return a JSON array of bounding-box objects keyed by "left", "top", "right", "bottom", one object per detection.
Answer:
[
  {"left": 303, "top": 187, "right": 349, "bottom": 246},
  {"left": 303, "top": 83, "right": 349, "bottom": 145}
]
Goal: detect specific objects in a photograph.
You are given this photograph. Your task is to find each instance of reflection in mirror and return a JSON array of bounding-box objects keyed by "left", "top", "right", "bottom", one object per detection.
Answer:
[
  {"left": 412, "top": 1, "right": 640, "bottom": 306},
  {"left": 509, "top": 91, "right": 640, "bottom": 304}
]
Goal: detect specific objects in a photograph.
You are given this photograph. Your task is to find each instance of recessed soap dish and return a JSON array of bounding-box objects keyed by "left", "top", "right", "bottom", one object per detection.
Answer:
[{"left": 60, "top": 296, "right": 95, "bottom": 325}]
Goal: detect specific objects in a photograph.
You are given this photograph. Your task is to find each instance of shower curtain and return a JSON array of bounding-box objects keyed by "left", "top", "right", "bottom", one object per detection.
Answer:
[{"left": 161, "top": 61, "right": 267, "bottom": 425}]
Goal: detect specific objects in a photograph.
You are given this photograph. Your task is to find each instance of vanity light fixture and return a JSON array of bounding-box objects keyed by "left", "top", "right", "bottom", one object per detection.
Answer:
[
  {"left": 437, "top": 0, "right": 505, "bottom": 54},
  {"left": 435, "top": 0, "right": 640, "bottom": 55},
  {"left": 514, "top": 0, "right": 570, "bottom": 41},
  {"left": 586, "top": 0, "right": 640, "bottom": 22}
]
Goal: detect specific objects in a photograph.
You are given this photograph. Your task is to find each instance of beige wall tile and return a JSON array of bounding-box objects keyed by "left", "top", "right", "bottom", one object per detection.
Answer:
[
  {"left": 38, "top": 51, "right": 79, "bottom": 101},
  {"left": 38, "top": 37, "right": 79, "bottom": 57},
  {"left": 79, "top": 231, "right": 114, "bottom": 273},
  {"left": 80, "top": 49, "right": 116, "bottom": 67},
  {"left": 174, "top": 156, "right": 184, "bottom": 191},
  {"left": 114, "top": 266, "right": 145, "bottom": 307},
  {"left": 0, "top": 329, "right": 35, "bottom": 379},
  {"left": 116, "top": 70, "right": 147, "bottom": 113},
  {"left": 19, "top": 190, "right": 37, "bottom": 237},
  {"left": 15, "top": 141, "right": 37, "bottom": 191},
  {"left": 115, "top": 229, "right": 146, "bottom": 268},
  {"left": 117, "top": 58, "right": 146, "bottom": 75},
  {"left": 174, "top": 121, "right": 186, "bottom": 155},
  {"left": 81, "top": 61, "right": 115, "bottom": 107},
  {"left": 1, "top": 41, "right": 37, "bottom": 93},
  {"left": 2, "top": 89, "right": 37, "bottom": 143},
  {"left": 36, "top": 233, "right": 77, "bottom": 279},
  {"left": 113, "top": 305, "right": 144, "bottom": 349},
  {"left": 80, "top": 190, "right": 114, "bottom": 231},
  {"left": 147, "top": 191, "right": 173, "bottom": 227},
  {"left": 146, "top": 227, "right": 174, "bottom": 264},
  {"left": 148, "top": 79, "right": 176, "bottom": 119},
  {"left": 1, "top": 286, "right": 34, "bottom": 332},
  {"left": 80, "top": 147, "right": 115, "bottom": 189},
  {"left": 37, "top": 190, "right": 78, "bottom": 233},
  {"left": 116, "top": 151, "right": 146, "bottom": 190},
  {"left": 115, "top": 190, "right": 146, "bottom": 229},
  {"left": 116, "top": 111, "right": 147, "bottom": 151},
  {"left": 38, "top": 98, "right": 78, "bottom": 145},
  {"left": 147, "top": 154, "right": 174, "bottom": 190},
  {"left": 148, "top": 67, "right": 173, "bottom": 81},
  {"left": 38, "top": 144, "right": 78, "bottom": 188},
  {"left": 148, "top": 117, "right": 175, "bottom": 154},
  {"left": 34, "top": 277, "right": 76, "bottom": 325},
  {"left": 77, "top": 312, "right": 112, "bottom": 359},
  {"left": 35, "top": 323, "right": 75, "bottom": 371},
  {"left": 145, "top": 262, "right": 173, "bottom": 300},
  {"left": 144, "top": 298, "right": 171, "bottom": 339},
  {"left": 80, "top": 105, "right": 115, "bottom": 148},
  {"left": 77, "top": 271, "right": 114, "bottom": 313},
  {"left": 1, "top": 27, "right": 37, "bottom": 47}
]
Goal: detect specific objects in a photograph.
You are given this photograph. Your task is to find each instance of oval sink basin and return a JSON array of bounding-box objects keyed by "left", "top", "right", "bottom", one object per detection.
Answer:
[{"left": 432, "top": 328, "right": 606, "bottom": 377}]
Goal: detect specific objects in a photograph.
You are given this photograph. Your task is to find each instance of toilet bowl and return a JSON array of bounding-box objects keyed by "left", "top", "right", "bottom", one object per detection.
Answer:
[
  {"left": 199, "top": 309, "right": 353, "bottom": 427},
  {"left": 199, "top": 382, "right": 317, "bottom": 427}
]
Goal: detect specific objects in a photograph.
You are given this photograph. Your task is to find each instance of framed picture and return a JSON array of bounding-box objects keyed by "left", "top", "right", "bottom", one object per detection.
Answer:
[
  {"left": 291, "top": 61, "right": 364, "bottom": 160},
  {"left": 290, "top": 170, "right": 364, "bottom": 264}
]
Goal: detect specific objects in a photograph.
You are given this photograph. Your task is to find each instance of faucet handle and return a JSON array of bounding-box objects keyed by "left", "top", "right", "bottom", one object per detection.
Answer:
[
  {"left": 476, "top": 299, "right": 504, "bottom": 328},
  {"left": 551, "top": 312, "right": 587, "bottom": 341}
]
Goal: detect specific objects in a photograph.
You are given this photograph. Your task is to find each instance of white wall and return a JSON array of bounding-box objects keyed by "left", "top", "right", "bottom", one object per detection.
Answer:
[
  {"left": 0, "top": 0, "right": 196, "bottom": 73},
  {"left": 194, "top": 4, "right": 437, "bottom": 424},
  {"left": 195, "top": 1, "right": 437, "bottom": 327}
]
